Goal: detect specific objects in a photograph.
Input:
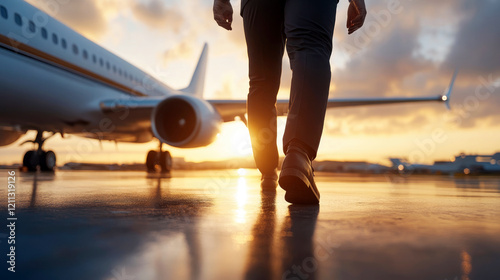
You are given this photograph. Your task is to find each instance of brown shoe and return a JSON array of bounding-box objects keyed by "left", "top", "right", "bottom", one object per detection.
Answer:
[
  {"left": 261, "top": 169, "right": 278, "bottom": 190},
  {"left": 279, "top": 146, "right": 320, "bottom": 204}
]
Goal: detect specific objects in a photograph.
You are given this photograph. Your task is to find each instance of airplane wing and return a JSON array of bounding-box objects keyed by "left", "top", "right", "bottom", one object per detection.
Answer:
[
  {"left": 208, "top": 94, "right": 448, "bottom": 123},
  {"left": 208, "top": 70, "right": 457, "bottom": 122}
]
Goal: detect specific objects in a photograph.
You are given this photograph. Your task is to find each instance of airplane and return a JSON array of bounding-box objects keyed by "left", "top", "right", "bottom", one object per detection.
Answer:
[{"left": 0, "top": 1, "right": 456, "bottom": 172}]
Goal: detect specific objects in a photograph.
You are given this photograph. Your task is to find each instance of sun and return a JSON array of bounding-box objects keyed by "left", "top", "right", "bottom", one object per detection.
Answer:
[
  {"left": 220, "top": 121, "right": 253, "bottom": 158},
  {"left": 237, "top": 168, "right": 248, "bottom": 176}
]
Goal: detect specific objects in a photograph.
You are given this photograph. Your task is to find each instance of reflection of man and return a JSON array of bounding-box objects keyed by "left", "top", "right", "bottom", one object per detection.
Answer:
[
  {"left": 243, "top": 189, "right": 277, "bottom": 279},
  {"left": 214, "top": 0, "right": 366, "bottom": 204}
]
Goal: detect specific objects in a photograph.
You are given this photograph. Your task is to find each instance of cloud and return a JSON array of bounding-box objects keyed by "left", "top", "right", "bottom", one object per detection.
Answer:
[
  {"left": 130, "top": 0, "right": 184, "bottom": 32},
  {"left": 214, "top": 80, "right": 233, "bottom": 99},
  {"left": 325, "top": 110, "right": 435, "bottom": 136},
  {"left": 162, "top": 40, "right": 194, "bottom": 64},
  {"left": 443, "top": 82, "right": 500, "bottom": 129},
  {"left": 333, "top": 25, "right": 433, "bottom": 99},
  {"left": 26, "top": 0, "right": 109, "bottom": 40},
  {"left": 325, "top": 0, "right": 500, "bottom": 136},
  {"left": 442, "top": 0, "right": 500, "bottom": 76}
]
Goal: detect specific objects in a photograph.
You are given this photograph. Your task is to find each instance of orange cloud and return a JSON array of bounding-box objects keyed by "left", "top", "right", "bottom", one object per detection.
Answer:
[
  {"left": 26, "top": 0, "right": 109, "bottom": 40},
  {"left": 130, "top": 0, "right": 184, "bottom": 32}
]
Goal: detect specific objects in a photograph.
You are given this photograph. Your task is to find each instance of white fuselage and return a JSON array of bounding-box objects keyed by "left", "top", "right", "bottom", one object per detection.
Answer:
[{"left": 0, "top": 1, "right": 177, "bottom": 142}]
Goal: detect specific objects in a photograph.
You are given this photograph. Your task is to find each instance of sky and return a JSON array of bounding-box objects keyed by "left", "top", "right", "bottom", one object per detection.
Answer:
[{"left": 1, "top": 0, "right": 500, "bottom": 165}]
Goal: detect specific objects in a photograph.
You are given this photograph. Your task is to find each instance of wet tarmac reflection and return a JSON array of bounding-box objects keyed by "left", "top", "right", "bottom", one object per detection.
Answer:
[{"left": 0, "top": 170, "right": 499, "bottom": 280}]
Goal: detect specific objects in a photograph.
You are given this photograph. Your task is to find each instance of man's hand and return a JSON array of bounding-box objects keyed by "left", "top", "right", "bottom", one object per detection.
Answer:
[
  {"left": 213, "top": 0, "right": 233, "bottom": 31},
  {"left": 347, "top": 0, "right": 367, "bottom": 34}
]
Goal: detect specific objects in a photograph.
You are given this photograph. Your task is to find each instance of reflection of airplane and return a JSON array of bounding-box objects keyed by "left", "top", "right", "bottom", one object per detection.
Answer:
[
  {"left": 0, "top": 1, "right": 455, "bottom": 172},
  {"left": 390, "top": 153, "right": 500, "bottom": 175}
]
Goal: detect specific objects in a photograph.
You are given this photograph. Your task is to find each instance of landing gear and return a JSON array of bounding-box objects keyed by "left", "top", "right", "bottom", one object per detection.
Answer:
[
  {"left": 21, "top": 131, "right": 57, "bottom": 172},
  {"left": 146, "top": 143, "right": 172, "bottom": 173}
]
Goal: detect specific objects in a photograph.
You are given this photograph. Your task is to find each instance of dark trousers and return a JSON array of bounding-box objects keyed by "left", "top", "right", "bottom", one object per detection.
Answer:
[{"left": 242, "top": 0, "right": 338, "bottom": 174}]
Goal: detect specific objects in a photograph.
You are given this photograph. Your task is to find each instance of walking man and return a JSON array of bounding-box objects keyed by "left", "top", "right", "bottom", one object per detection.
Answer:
[{"left": 214, "top": 0, "right": 367, "bottom": 204}]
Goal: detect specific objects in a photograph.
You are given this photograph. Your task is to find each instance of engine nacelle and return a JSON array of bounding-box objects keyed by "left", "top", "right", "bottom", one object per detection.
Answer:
[
  {"left": 151, "top": 95, "right": 222, "bottom": 148},
  {"left": 0, "top": 129, "right": 24, "bottom": 147}
]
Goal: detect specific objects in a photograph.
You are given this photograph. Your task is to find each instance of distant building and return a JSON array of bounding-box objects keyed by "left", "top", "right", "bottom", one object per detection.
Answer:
[
  {"left": 390, "top": 152, "right": 500, "bottom": 175},
  {"left": 314, "top": 161, "right": 389, "bottom": 174}
]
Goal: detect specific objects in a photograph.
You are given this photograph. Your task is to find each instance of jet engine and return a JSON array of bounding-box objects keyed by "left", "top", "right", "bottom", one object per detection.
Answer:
[
  {"left": 151, "top": 95, "right": 221, "bottom": 148},
  {"left": 0, "top": 129, "right": 24, "bottom": 147}
]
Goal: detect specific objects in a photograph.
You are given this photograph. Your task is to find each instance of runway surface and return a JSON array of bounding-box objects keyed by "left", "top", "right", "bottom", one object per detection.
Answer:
[{"left": 1, "top": 169, "right": 500, "bottom": 280}]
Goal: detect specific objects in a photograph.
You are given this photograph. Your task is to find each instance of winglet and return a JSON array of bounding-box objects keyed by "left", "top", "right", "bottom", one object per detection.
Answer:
[
  {"left": 442, "top": 69, "right": 458, "bottom": 110},
  {"left": 180, "top": 43, "right": 208, "bottom": 98}
]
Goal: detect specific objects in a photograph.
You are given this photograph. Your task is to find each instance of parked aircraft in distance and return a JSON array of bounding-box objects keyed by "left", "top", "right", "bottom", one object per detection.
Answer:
[
  {"left": 0, "top": 1, "right": 456, "bottom": 172},
  {"left": 390, "top": 153, "right": 500, "bottom": 175}
]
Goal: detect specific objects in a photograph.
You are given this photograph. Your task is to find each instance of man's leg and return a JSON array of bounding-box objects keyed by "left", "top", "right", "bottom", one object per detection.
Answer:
[
  {"left": 283, "top": 0, "right": 338, "bottom": 160},
  {"left": 242, "top": 0, "right": 286, "bottom": 177},
  {"left": 279, "top": 0, "right": 337, "bottom": 204}
]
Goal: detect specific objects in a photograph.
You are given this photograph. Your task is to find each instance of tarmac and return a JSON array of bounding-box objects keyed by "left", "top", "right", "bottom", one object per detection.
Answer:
[{"left": 1, "top": 169, "right": 500, "bottom": 280}]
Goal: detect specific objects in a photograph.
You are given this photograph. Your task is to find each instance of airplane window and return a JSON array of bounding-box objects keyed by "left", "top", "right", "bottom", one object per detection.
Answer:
[
  {"left": 112, "top": 65, "right": 116, "bottom": 73},
  {"left": 124, "top": 72, "right": 128, "bottom": 79},
  {"left": 52, "top": 34, "right": 58, "bottom": 44},
  {"left": 61, "top": 39, "right": 67, "bottom": 49},
  {"left": 0, "top": 6, "right": 7, "bottom": 19},
  {"left": 29, "top": 20, "right": 35, "bottom": 32},
  {"left": 72, "top": 44, "right": 79, "bottom": 55},
  {"left": 106, "top": 61, "right": 110, "bottom": 70},
  {"left": 83, "top": 50, "right": 88, "bottom": 59},
  {"left": 41, "top": 28, "right": 48, "bottom": 39},
  {"left": 14, "top": 13, "right": 22, "bottom": 26},
  {"left": 119, "top": 69, "right": 122, "bottom": 76},
  {"left": 99, "top": 58, "right": 104, "bottom": 67},
  {"left": 92, "top": 54, "right": 97, "bottom": 63}
]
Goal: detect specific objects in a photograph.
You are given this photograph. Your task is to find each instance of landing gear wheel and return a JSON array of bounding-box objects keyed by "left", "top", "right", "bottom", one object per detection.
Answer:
[
  {"left": 40, "top": 150, "right": 56, "bottom": 172},
  {"left": 23, "top": 150, "right": 38, "bottom": 172},
  {"left": 21, "top": 131, "right": 57, "bottom": 172},
  {"left": 146, "top": 150, "right": 158, "bottom": 172},
  {"left": 160, "top": 151, "right": 172, "bottom": 173},
  {"left": 146, "top": 141, "right": 173, "bottom": 174}
]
